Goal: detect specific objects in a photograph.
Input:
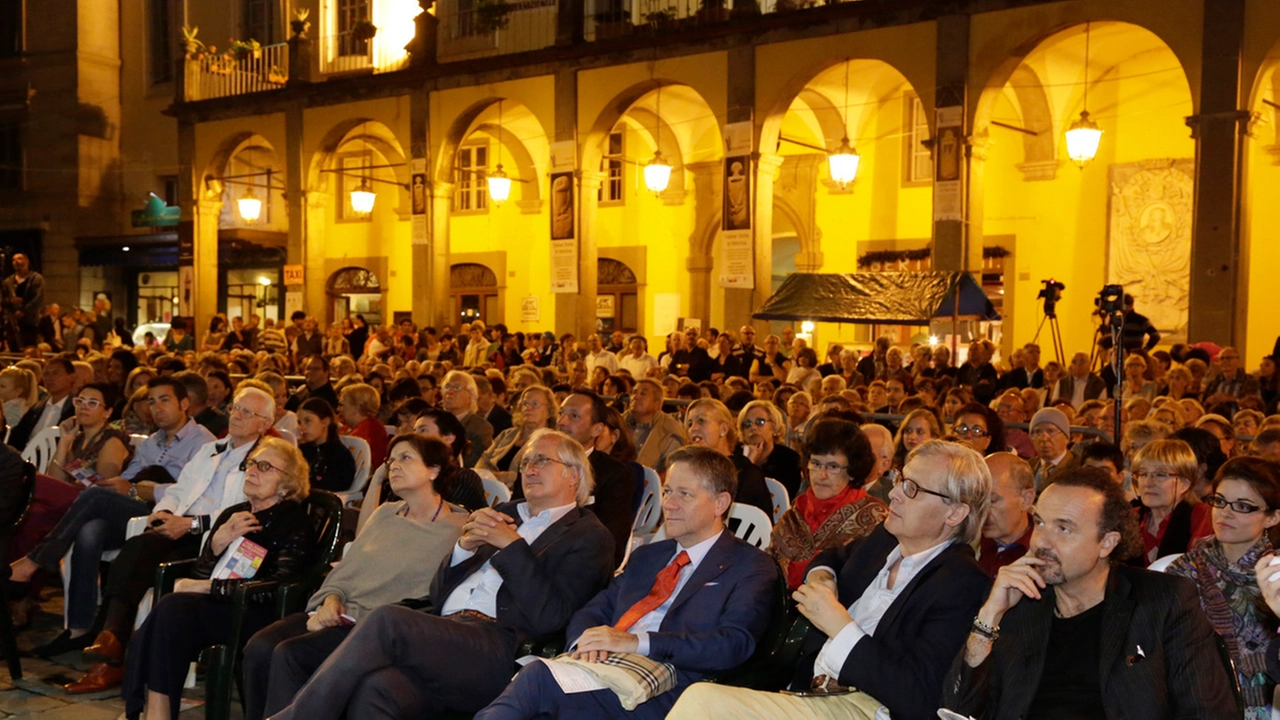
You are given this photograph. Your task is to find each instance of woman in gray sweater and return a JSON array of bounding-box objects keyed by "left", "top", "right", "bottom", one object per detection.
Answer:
[{"left": 242, "top": 434, "right": 468, "bottom": 720}]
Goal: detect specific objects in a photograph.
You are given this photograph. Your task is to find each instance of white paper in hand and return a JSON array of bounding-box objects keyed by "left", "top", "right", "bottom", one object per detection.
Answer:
[{"left": 539, "top": 658, "right": 606, "bottom": 694}]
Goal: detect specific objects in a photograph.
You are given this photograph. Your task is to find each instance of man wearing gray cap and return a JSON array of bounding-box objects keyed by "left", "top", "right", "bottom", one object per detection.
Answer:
[{"left": 1028, "top": 407, "right": 1077, "bottom": 494}]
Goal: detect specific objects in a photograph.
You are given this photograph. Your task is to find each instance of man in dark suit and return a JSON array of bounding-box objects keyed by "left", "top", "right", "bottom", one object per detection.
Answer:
[
  {"left": 6, "top": 356, "right": 76, "bottom": 452},
  {"left": 552, "top": 389, "right": 638, "bottom": 567},
  {"left": 1055, "top": 351, "right": 1108, "bottom": 410},
  {"left": 270, "top": 430, "right": 615, "bottom": 720},
  {"left": 476, "top": 446, "right": 779, "bottom": 719},
  {"left": 476, "top": 376, "right": 513, "bottom": 435},
  {"left": 668, "top": 439, "right": 993, "bottom": 720},
  {"left": 943, "top": 467, "right": 1239, "bottom": 719},
  {"left": 285, "top": 356, "right": 340, "bottom": 413}
]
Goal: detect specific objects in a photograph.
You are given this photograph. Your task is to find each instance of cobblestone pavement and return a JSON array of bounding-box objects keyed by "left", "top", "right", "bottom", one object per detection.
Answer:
[{"left": 1, "top": 586, "right": 229, "bottom": 719}]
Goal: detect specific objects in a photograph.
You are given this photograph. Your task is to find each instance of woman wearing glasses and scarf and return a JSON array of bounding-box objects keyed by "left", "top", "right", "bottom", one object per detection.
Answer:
[
  {"left": 48, "top": 382, "right": 133, "bottom": 486},
  {"left": 1168, "top": 457, "right": 1280, "bottom": 719},
  {"left": 767, "top": 418, "right": 888, "bottom": 589},
  {"left": 122, "top": 436, "right": 317, "bottom": 720}
]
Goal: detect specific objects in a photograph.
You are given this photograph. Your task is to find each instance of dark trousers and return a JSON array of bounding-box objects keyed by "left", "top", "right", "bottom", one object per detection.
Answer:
[
  {"left": 122, "top": 591, "right": 274, "bottom": 719},
  {"left": 474, "top": 660, "right": 678, "bottom": 720},
  {"left": 103, "top": 530, "right": 201, "bottom": 638},
  {"left": 26, "top": 485, "right": 149, "bottom": 628},
  {"left": 242, "top": 612, "right": 353, "bottom": 720},
  {"left": 271, "top": 605, "right": 518, "bottom": 720}
]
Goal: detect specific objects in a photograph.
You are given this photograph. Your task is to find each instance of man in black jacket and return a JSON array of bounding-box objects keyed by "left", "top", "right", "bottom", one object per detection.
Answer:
[
  {"left": 285, "top": 356, "right": 340, "bottom": 412},
  {"left": 943, "top": 467, "right": 1239, "bottom": 719},
  {"left": 6, "top": 356, "right": 76, "bottom": 452},
  {"left": 270, "top": 430, "right": 615, "bottom": 720},
  {"left": 668, "top": 439, "right": 993, "bottom": 720}
]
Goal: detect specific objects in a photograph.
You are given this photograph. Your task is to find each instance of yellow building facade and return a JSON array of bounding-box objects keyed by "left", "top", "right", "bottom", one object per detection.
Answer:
[{"left": 69, "top": 0, "right": 1280, "bottom": 363}]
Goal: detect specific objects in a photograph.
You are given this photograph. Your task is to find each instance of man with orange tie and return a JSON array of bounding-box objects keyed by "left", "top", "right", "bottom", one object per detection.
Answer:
[{"left": 475, "top": 445, "right": 779, "bottom": 719}]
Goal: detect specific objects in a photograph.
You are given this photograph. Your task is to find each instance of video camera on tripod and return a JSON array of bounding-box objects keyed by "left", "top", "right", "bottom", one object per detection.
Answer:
[
  {"left": 1093, "top": 284, "right": 1125, "bottom": 327},
  {"left": 1037, "top": 279, "right": 1065, "bottom": 318}
]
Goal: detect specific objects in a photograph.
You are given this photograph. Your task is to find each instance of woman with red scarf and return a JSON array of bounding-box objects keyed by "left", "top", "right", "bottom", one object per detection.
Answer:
[{"left": 766, "top": 417, "right": 887, "bottom": 589}]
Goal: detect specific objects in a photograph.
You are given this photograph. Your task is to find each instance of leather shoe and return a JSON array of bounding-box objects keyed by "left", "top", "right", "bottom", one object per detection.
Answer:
[
  {"left": 83, "top": 630, "right": 124, "bottom": 663},
  {"left": 64, "top": 662, "right": 124, "bottom": 694},
  {"left": 32, "top": 629, "right": 94, "bottom": 658}
]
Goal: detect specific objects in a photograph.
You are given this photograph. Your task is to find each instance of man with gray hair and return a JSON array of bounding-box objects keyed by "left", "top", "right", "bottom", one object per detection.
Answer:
[
  {"left": 860, "top": 423, "right": 895, "bottom": 503},
  {"left": 441, "top": 369, "right": 493, "bottom": 467},
  {"left": 668, "top": 440, "right": 993, "bottom": 719},
  {"left": 978, "top": 453, "right": 1035, "bottom": 577},
  {"left": 271, "top": 429, "right": 616, "bottom": 720},
  {"left": 626, "top": 378, "right": 686, "bottom": 473}
]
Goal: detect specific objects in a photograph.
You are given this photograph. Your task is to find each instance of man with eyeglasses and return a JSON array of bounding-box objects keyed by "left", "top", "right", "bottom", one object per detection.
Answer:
[
  {"left": 61, "top": 386, "right": 275, "bottom": 694},
  {"left": 286, "top": 355, "right": 340, "bottom": 413},
  {"left": 7, "top": 376, "right": 216, "bottom": 658},
  {"left": 668, "top": 440, "right": 992, "bottom": 720},
  {"left": 441, "top": 370, "right": 494, "bottom": 468},
  {"left": 943, "top": 467, "right": 1238, "bottom": 720},
  {"left": 1202, "top": 346, "right": 1260, "bottom": 406},
  {"left": 1028, "top": 407, "right": 1078, "bottom": 495},
  {"left": 476, "top": 446, "right": 779, "bottom": 719},
  {"left": 270, "top": 429, "right": 615, "bottom": 720},
  {"left": 952, "top": 404, "right": 996, "bottom": 456}
]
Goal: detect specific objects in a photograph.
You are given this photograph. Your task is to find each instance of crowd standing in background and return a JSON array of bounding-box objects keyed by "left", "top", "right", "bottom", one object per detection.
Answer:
[{"left": 1, "top": 259, "right": 1277, "bottom": 718}]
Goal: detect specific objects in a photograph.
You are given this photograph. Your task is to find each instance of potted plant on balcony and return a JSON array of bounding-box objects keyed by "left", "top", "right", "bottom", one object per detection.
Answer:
[
  {"left": 229, "top": 38, "right": 262, "bottom": 60},
  {"left": 696, "top": 0, "right": 730, "bottom": 24},
  {"left": 267, "top": 65, "right": 288, "bottom": 84},
  {"left": 475, "top": 0, "right": 512, "bottom": 33},
  {"left": 642, "top": 9, "right": 676, "bottom": 32},
  {"left": 181, "top": 25, "right": 206, "bottom": 57},
  {"left": 290, "top": 8, "right": 311, "bottom": 36},
  {"left": 351, "top": 19, "right": 378, "bottom": 41}
]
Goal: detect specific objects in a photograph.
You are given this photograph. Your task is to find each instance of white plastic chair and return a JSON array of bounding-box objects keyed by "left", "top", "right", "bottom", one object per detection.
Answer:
[
  {"left": 21, "top": 426, "right": 60, "bottom": 474},
  {"left": 475, "top": 469, "right": 511, "bottom": 507},
  {"left": 727, "top": 503, "right": 773, "bottom": 550},
  {"left": 128, "top": 434, "right": 148, "bottom": 449},
  {"left": 1147, "top": 553, "right": 1183, "bottom": 572},
  {"left": 633, "top": 467, "right": 662, "bottom": 536},
  {"left": 336, "top": 435, "right": 372, "bottom": 506},
  {"left": 764, "top": 477, "right": 790, "bottom": 524}
]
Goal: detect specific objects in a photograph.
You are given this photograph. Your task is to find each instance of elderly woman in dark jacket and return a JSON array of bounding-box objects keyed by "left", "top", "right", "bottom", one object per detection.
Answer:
[{"left": 123, "top": 437, "right": 317, "bottom": 720}]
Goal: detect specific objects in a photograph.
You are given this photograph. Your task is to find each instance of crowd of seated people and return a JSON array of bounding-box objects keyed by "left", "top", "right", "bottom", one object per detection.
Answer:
[{"left": 3, "top": 299, "right": 1280, "bottom": 717}]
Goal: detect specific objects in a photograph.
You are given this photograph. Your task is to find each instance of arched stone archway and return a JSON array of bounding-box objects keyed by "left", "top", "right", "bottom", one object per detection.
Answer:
[
  {"left": 450, "top": 262, "right": 501, "bottom": 325},
  {"left": 327, "top": 266, "right": 384, "bottom": 327}
]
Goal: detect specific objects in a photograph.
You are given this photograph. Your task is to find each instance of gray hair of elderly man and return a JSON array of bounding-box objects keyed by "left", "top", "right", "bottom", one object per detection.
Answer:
[
  {"left": 525, "top": 427, "right": 596, "bottom": 506},
  {"left": 861, "top": 423, "right": 894, "bottom": 458},
  {"left": 235, "top": 385, "right": 276, "bottom": 420},
  {"left": 443, "top": 369, "right": 479, "bottom": 414},
  {"left": 903, "top": 439, "right": 994, "bottom": 546}
]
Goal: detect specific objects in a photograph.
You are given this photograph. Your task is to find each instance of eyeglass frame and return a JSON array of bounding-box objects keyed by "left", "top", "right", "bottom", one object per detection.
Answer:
[
  {"left": 952, "top": 423, "right": 988, "bottom": 439},
  {"left": 73, "top": 396, "right": 105, "bottom": 410},
  {"left": 895, "top": 476, "right": 953, "bottom": 503},
  {"left": 807, "top": 459, "right": 848, "bottom": 475},
  {"left": 519, "top": 455, "right": 570, "bottom": 473},
  {"left": 229, "top": 404, "right": 272, "bottom": 421},
  {"left": 1204, "top": 494, "right": 1270, "bottom": 515}
]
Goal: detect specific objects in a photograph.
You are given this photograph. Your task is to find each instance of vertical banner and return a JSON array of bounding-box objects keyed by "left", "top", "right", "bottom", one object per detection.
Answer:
[
  {"left": 719, "top": 122, "right": 755, "bottom": 289},
  {"left": 549, "top": 141, "right": 578, "bottom": 293},
  {"left": 933, "top": 106, "right": 963, "bottom": 221},
  {"left": 410, "top": 158, "right": 429, "bottom": 245}
]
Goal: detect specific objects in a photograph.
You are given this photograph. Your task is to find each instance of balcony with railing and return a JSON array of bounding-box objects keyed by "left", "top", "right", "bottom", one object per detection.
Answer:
[
  {"left": 320, "top": 29, "right": 412, "bottom": 75},
  {"left": 436, "top": 0, "right": 558, "bottom": 62},
  {"left": 584, "top": 0, "right": 868, "bottom": 41},
  {"left": 184, "top": 42, "right": 289, "bottom": 101}
]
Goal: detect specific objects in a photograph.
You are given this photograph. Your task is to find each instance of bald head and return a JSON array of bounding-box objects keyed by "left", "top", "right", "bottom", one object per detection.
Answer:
[
  {"left": 983, "top": 452, "right": 1035, "bottom": 544},
  {"left": 861, "top": 423, "right": 894, "bottom": 487}
]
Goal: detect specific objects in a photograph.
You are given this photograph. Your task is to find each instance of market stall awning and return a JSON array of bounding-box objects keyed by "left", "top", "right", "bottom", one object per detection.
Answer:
[{"left": 752, "top": 272, "right": 1000, "bottom": 325}]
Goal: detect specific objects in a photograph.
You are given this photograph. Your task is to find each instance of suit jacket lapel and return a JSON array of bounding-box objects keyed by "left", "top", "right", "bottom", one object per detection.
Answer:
[
  {"left": 666, "top": 532, "right": 735, "bottom": 615},
  {"left": 1098, "top": 570, "right": 1135, "bottom": 682},
  {"left": 525, "top": 506, "right": 580, "bottom": 556},
  {"left": 876, "top": 543, "right": 966, "bottom": 632},
  {"left": 840, "top": 527, "right": 896, "bottom": 603}
]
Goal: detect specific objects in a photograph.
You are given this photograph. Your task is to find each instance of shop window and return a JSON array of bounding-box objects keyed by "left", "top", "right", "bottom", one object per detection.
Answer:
[
  {"left": 597, "top": 257, "right": 638, "bottom": 334},
  {"left": 327, "top": 266, "right": 383, "bottom": 327},
  {"left": 451, "top": 263, "right": 499, "bottom": 325},
  {"left": 453, "top": 142, "right": 489, "bottom": 214},
  {"left": 337, "top": 0, "right": 371, "bottom": 56},
  {"left": 243, "top": 0, "right": 279, "bottom": 45}
]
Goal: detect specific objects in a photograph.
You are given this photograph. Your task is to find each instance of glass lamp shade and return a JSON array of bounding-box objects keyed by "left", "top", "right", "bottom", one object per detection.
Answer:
[
  {"left": 1065, "top": 111, "right": 1103, "bottom": 167},
  {"left": 644, "top": 151, "right": 672, "bottom": 194},
  {"left": 827, "top": 136, "right": 861, "bottom": 188},
  {"left": 349, "top": 180, "right": 376, "bottom": 214},
  {"left": 236, "top": 188, "right": 262, "bottom": 222},
  {"left": 487, "top": 165, "right": 512, "bottom": 204}
]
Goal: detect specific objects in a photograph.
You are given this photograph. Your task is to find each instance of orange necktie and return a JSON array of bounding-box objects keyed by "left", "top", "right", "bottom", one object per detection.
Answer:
[{"left": 614, "top": 551, "right": 691, "bottom": 632}]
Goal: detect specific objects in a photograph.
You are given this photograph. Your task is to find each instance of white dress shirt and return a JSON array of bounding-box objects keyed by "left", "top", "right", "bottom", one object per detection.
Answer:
[
  {"left": 34, "top": 395, "right": 69, "bottom": 437},
  {"left": 810, "top": 539, "right": 953, "bottom": 681},
  {"left": 439, "top": 501, "right": 577, "bottom": 618},
  {"left": 619, "top": 530, "right": 723, "bottom": 656}
]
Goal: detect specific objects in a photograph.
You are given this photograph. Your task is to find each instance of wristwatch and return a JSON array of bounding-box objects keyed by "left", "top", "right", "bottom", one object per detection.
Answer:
[
  {"left": 189, "top": 517, "right": 201, "bottom": 535},
  {"left": 128, "top": 483, "right": 138, "bottom": 500}
]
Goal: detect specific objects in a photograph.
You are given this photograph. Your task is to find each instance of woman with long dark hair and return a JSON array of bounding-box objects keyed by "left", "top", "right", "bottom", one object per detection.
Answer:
[{"left": 297, "top": 397, "right": 357, "bottom": 492}]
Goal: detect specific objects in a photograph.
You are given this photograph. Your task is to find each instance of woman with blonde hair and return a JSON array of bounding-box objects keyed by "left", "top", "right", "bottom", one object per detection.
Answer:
[
  {"left": 891, "top": 408, "right": 942, "bottom": 471},
  {"left": 1162, "top": 365, "right": 1194, "bottom": 401},
  {"left": 684, "top": 397, "right": 772, "bottom": 517},
  {"left": 1122, "top": 354, "right": 1158, "bottom": 401},
  {"left": 338, "top": 382, "right": 387, "bottom": 467},
  {"left": 1151, "top": 399, "right": 1186, "bottom": 431},
  {"left": 122, "top": 437, "right": 317, "bottom": 720},
  {"left": 738, "top": 399, "right": 802, "bottom": 499},
  {"left": 1132, "top": 438, "right": 1214, "bottom": 565},
  {"left": 0, "top": 365, "right": 38, "bottom": 427},
  {"left": 475, "top": 385, "right": 559, "bottom": 487}
]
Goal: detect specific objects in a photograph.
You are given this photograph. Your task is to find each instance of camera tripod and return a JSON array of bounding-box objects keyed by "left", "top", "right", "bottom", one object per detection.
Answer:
[{"left": 1032, "top": 310, "right": 1065, "bottom": 367}]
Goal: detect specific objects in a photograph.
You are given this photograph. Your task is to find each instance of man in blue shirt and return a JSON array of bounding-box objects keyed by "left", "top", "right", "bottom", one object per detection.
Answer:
[{"left": 8, "top": 376, "right": 216, "bottom": 657}]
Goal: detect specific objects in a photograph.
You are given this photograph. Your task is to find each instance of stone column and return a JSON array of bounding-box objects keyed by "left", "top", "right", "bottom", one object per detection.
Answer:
[
  {"left": 931, "top": 13, "right": 982, "bottom": 274},
  {"left": 410, "top": 87, "right": 432, "bottom": 325},
  {"left": 284, "top": 103, "right": 307, "bottom": 318},
  {"left": 429, "top": 182, "right": 455, "bottom": 330},
  {"left": 1186, "top": 0, "right": 1248, "bottom": 346},
  {"left": 686, "top": 160, "right": 722, "bottom": 324},
  {"left": 193, "top": 196, "right": 222, "bottom": 332},
  {"left": 576, "top": 170, "right": 605, "bottom": 338},
  {"left": 304, "top": 193, "right": 329, "bottom": 321},
  {"left": 729, "top": 151, "right": 781, "bottom": 332}
]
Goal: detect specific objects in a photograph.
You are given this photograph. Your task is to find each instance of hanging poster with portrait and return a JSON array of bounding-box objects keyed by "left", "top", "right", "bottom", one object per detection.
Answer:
[
  {"left": 550, "top": 172, "right": 575, "bottom": 240},
  {"left": 933, "top": 105, "right": 963, "bottom": 221},
  {"left": 411, "top": 158, "right": 429, "bottom": 245},
  {"left": 548, "top": 141, "right": 578, "bottom": 293},
  {"left": 720, "top": 121, "right": 755, "bottom": 288}
]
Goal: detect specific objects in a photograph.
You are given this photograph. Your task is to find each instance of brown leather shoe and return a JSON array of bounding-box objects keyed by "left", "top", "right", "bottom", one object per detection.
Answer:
[
  {"left": 64, "top": 662, "right": 124, "bottom": 694},
  {"left": 83, "top": 630, "right": 124, "bottom": 663}
]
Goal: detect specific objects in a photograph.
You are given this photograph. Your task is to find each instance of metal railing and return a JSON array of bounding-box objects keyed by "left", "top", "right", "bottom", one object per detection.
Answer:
[
  {"left": 436, "top": 0, "right": 558, "bottom": 62},
  {"left": 320, "top": 31, "right": 411, "bottom": 75},
  {"left": 583, "top": 0, "right": 868, "bottom": 41},
  {"left": 184, "top": 43, "right": 289, "bottom": 101}
]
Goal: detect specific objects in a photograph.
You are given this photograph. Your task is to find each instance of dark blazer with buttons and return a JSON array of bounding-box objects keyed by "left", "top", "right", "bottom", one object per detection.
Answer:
[
  {"left": 942, "top": 564, "right": 1240, "bottom": 720},
  {"left": 791, "top": 525, "right": 992, "bottom": 720},
  {"left": 427, "top": 501, "right": 615, "bottom": 644},
  {"left": 5, "top": 396, "right": 75, "bottom": 453},
  {"left": 569, "top": 532, "right": 777, "bottom": 697}
]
